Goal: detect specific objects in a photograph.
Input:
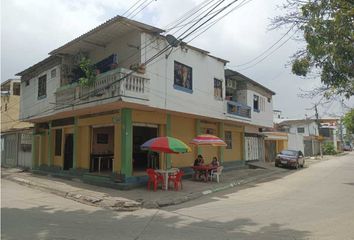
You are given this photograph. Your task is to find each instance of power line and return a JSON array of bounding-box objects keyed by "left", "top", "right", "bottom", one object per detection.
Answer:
[
  {"left": 236, "top": 29, "right": 299, "bottom": 71},
  {"left": 121, "top": 0, "right": 145, "bottom": 17},
  {"left": 231, "top": 24, "right": 297, "bottom": 68}
]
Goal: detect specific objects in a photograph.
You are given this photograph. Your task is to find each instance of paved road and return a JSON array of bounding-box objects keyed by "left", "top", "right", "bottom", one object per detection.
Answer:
[{"left": 2, "top": 152, "right": 354, "bottom": 240}]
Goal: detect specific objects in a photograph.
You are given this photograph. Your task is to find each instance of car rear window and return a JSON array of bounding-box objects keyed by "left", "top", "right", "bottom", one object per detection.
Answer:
[{"left": 280, "top": 150, "right": 297, "bottom": 156}]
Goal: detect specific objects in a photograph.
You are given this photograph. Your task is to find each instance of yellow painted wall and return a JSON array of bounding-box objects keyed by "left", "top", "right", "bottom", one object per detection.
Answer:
[
  {"left": 78, "top": 113, "right": 118, "bottom": 126},
  {"left": 276, "top": 140, "right": 288, "bottom": 153},
  {"left": 224, "top": 125, "right": 243, "bottom": 161},
  {"left": 40, "top": 131, "right": 48, "bottom": 165},
  {"left": 132, "top": 110, "right": 166, "bottom": 124},
  {"left": 200, "top": 122, "right": 218, "bottom": 164},
  {"left": 77, "top": 126, "right": 91, "bottom": 169},
  {"left": 33, "top": 135, "right": 40, "bottom": 167},
  {"left": 170, "top": 115, "right": 195, "bottom": 168}
]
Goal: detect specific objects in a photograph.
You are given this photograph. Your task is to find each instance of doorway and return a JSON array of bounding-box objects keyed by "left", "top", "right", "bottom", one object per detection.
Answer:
[
  {"left": 133, "top": 125, "right": 158, "bottom": 172},
  {"left": 63, "top": 134, "right": 73, "bottom": 170}
]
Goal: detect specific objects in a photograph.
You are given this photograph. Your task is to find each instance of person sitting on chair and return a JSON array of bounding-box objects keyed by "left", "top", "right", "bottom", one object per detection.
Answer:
[
  {"left": 194, "top": 154, "right": 204, "bottom": 166},
  {"left": 211, "top": 156, "right": 220, "bottom": 167}
]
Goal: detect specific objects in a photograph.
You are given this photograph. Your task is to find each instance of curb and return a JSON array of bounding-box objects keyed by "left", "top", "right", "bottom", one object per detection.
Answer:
[
  {"left": 4, "top": 169, "right": 287, "bottom": 210},
  {"left": 3, "top": 174, "right": 141, "bottom": 211}
]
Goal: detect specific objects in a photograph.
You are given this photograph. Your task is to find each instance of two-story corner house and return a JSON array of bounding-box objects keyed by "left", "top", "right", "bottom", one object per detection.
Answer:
[
  {"left": 16, "top": 16, "right": 275, "bottom": 184},
  {"left": 319, "top": 118, "right": 342, "bottom": 152},
  {"left": 1, "top": 79, "right": 33, "bottom": 168},
  {"left": 225, "top": 69, "right": 275, "bottom": 162}
]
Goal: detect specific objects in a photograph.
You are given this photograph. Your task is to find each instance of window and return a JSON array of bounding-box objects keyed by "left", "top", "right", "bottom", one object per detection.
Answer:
[
  {"left": 51, "top": 68, "right": 57, "bottom": 78},
  {"left": 174, "top": 61, "right": 193, "bottom": 93},
  {"left": 253, "top": 95, "right": 259, "bottom": 112},
  {"left": 214, "top": 78, "right": 223, "bottom": 100},
  {"left": 55, "top": 129, "right": 62, "bottom": 156},
  {"left": 225, "top": 131, "right": 232, "bottom": 149},
  {"left": 97, "top": 133, "right": 108, "bottom": 144},
  {"left": 20, "top": 134, "right": 32, "bottom": 152},
  {"left": 297, "top": 127, "right": 305, "bottom": 133},
  {"left": 38, "top": 75, "right": 47, "bottom": 99},
  {"left": 13, "top": 83, "right": 20, "bottom": 96},
  {"left": 25, "top": 80, "right": 30, "bottom": 86}
]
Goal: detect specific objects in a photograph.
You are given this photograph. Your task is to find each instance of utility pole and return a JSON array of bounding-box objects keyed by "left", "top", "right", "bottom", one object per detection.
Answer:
[{"left": 315, "top": 104, "right": 323, "bottom": 159}]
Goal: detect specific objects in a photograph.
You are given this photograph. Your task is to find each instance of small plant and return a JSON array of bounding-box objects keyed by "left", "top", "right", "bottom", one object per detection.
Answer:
[
  {"left": 323, "top": 142, "right": 337, "bottom": 155},
  {"left": 78, "top": 57, "right": 97, "bottom": 87}
]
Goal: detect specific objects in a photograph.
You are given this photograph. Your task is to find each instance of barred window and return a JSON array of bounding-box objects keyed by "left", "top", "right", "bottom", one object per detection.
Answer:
[{"left": 225, "top": 131, "right": 232, "bottom": 149}]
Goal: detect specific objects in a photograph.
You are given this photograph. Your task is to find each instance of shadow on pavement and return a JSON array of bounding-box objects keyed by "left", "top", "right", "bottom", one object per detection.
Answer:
[{"left": 1, "top": 205, "right": 312, "bottom": 240}]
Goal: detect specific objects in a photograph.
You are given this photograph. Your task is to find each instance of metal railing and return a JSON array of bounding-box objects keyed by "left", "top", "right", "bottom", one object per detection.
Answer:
[
  {"left": 55, "top": 68, "right": 149, "bottom": 109},
  {"left": 226, "top": 100, "right": 251, "bottom": 118}
]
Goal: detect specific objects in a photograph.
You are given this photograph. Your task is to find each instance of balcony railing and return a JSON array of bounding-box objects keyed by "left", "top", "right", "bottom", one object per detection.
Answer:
[
  {"left": 226, "top": 100, "right": 251, "bottom": 118},
  {"left": 55, "top": 68, "right": 149, "bottom": 109}
]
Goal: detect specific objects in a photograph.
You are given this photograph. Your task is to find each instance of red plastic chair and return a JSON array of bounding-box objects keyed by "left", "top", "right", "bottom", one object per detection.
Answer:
[
  {"left": 168, "top": 170, "right": 184, "bottom": 191},
  {"left": 146, "top": 169, "right": 164, "bottom": 191}
]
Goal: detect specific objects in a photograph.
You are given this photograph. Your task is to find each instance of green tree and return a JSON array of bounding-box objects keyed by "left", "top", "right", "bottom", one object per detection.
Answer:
[
  {"left": 272, "top": 0, "right": 354, "bottom": 98},
  {"left": 343, "top": 108, "right": 354, "bottom": 134}
]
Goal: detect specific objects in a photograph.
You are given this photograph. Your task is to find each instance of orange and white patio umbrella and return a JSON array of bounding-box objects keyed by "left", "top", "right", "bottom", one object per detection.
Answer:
[{"left": 190, "top": 134, "right": 227, "bottom": 147}]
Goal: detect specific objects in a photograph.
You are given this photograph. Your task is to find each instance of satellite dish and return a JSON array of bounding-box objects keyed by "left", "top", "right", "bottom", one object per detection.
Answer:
[{"left": 166, "top": 34, "right": 179, "bottom": 47}]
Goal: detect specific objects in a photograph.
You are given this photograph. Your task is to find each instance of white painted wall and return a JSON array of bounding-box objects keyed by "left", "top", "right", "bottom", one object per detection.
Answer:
[
  {"left": 142, "top": 33, "right": 227, "bottom": 120},
  {"left": 246, "top": 89, "right": 273, "bottom": 128},
  {"left": 288, "top": 133, "right": 304, "bottom": 153},
  {"left": 20, "top": 65, "right": 61, "bottom": 120},
  {"left": 288, "top": 121, "right": 318, "bottom": 136}
]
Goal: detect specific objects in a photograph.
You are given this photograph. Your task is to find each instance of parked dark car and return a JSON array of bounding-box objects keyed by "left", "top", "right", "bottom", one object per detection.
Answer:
[
  {"left": 275, "top": 150, "right": 305, "bottom": 169},
  {"left": 343, "top": 144, "right": 353, "bottom": 151}
]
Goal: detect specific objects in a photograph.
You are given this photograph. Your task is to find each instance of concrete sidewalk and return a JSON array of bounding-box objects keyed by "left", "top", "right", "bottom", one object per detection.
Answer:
[{"left": 1, "top": 164, "right": 293, "bottom": 211}]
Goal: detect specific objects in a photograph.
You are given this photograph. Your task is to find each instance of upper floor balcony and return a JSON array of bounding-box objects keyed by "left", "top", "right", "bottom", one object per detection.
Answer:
[
  {"left": 226, "top": 100, "right": 251, "bottom": 119},
  {"left": 55, "top": 68, "right": 149, "bottom": 110}
]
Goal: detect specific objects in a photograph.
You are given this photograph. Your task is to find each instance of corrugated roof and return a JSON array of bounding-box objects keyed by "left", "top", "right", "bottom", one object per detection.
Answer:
[
  {"left": 49, "top": 15, "right": 164, "bottom": 55},
  {"left": 225, "top": 69, "right": 276, "bottom": 95}
]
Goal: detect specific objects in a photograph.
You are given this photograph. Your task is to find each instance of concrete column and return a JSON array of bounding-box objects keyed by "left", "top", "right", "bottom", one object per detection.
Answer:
[
  {"left": 121, "top": 109, "right": 132, "bottom": 177},
  {"left": 31, "top": 128, "right": 37, "bottom": 169},
  {"left": 48, "top": 122, "right": 52, "bottom": 167},
  {"left": 165, "top": 113, "right": 171, "bottom": 169},
  {"left": 218, "top": 122, "right": 224, "bottom": 163},
  {"left": 196, "top": 119, "right": 202, "bottom": 155},
  {"left": 73, "top": 117, "right": 78, "bottom": 169}
]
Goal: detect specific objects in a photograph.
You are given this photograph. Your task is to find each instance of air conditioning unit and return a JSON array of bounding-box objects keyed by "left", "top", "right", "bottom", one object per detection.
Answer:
[{"left": 226, "top": 79, "right": 236, "bottom": 89}]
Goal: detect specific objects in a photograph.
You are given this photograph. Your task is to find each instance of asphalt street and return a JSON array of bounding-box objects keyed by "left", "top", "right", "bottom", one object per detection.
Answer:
[{"left": 2, "top": 152, "right": 354, "bottom": 240}]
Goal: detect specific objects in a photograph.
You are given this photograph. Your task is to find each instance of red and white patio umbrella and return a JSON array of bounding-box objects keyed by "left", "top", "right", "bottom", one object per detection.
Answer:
[{"left": 190, "top": 134, "right": 227, "bottom": 147}]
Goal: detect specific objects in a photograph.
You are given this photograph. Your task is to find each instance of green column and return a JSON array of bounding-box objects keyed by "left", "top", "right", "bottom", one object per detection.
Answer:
[
  {"left": 121, "top": 109, "right": 132, "bottom": 176},
  {"left": 165, "top": 114, "right": 172, "bottom": 169},
  {"left": 218, "top": 122, "right": 224, "bottom": 164},
  {"left": 73, "top": 117, "right": 78, "bottom": 169},
  {"left": 47, "top": 122, "right": 52, "bottom": 167},
  {"left": 32, "top": 128, "right": 37, "bottom": 169},
  {"left": 196, "top": 119, "right": 202, "bottom": 155}
]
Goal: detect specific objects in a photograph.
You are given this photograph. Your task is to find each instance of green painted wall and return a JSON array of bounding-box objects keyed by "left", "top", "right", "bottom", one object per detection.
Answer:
[{"left": 121, "top": 109, "right": 133, "bottom": 176}]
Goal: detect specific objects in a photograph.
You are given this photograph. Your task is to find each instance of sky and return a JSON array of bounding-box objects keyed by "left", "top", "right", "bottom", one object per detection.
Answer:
[{"left": 1, "top": 0, "right": 353, "bottom": 119}]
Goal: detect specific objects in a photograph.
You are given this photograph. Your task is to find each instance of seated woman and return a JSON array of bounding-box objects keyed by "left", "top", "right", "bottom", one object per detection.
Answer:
[
  {"left": 211, "top": 157, "right": 220, "bottom": 167},
  {"left": 194, "top": 155, "right": 204, "bottom": 166},
  {"left": 193, "top": 155, "right": 205, "bottom": 180}
]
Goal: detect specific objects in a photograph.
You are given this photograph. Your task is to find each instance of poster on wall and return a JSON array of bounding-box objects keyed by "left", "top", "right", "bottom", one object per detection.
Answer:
[{"left": 174, "top": 61, "right": 192, "bottom": 91}]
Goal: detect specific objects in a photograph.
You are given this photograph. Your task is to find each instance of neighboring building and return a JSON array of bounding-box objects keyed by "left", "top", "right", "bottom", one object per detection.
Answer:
[
  {"left": 225, "top": 69, "right": 275, "bottom": 162},
  {"left": 275, "top": 118, "right": 320, "bottom": 156},
  {"left": 16, "top": 16, "right": 275, "bottom": 184},
  {"left": 319, "top": 118, "right": 342, "bottom": 152},
  {"left": 1, "top": 79, "right": 33, "bottom": 168}
]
